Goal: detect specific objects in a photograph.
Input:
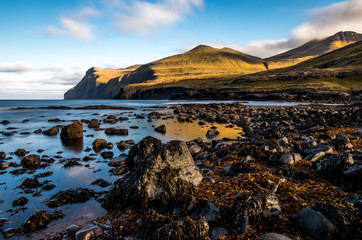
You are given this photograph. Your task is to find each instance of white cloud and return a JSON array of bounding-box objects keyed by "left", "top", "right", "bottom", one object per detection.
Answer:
[
  {"left": 197, "top": 0, "right": 362, "bottom": 58},
  {"left": 0, "top": 61, "right": 36, "bottom": 73},
  {"left": 111, "top": 0, "right": 204, "bottom": 34},
  {"left": 45, "top": 7, "right": 101, "bottom": 41}
]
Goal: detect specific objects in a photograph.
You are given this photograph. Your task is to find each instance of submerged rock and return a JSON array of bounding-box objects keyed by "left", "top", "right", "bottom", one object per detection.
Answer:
[
  {"left": 103, "top": 138, "right": 203, "bottom": 210},
  {"left": 22, "top": 210, "right": 64, "bottom": 234},
  {"left": 13, "top": 197, "right": 28, "bottom": 206},
  {"left": 46, "top": 188, "right": 96, "bottom": 208}
]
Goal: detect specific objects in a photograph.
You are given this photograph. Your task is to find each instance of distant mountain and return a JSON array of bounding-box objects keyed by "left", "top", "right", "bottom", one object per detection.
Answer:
[
  {"left": 64, "top": 65, "right": 140, "bottom": 99},
  {"left": 266, "top": 31, "right": 362, "bottom": 69},
  {"left": 65, "top": 45, "right": 268, "bottom": 99}
]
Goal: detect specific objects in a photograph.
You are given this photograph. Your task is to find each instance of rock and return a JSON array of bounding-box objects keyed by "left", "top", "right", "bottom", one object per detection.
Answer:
[
  {"left": 42, "top": 184, "right": 56, "bottom": 191},
  {"left": 117, "top": 140, "right": 134, "bottom": 151},
  {"left": 278, "top": 153, "right": 302, "bottom": 165},
  {"left": 19, "top": 178, "right": 41, "bottom": 189},
  {"left": 88, "top": 120, "right": 100, "bottom": 129},
  {"left": 22, "top": 210, "right": 64, "bottom": 233},
  {"left": 1, "top": 120, "right": 10, "bottom": 125},
  {"left": 254, "top": 233, "right": 292, "bottom": 240},
  {"left": 306, "top": 151, "right": 326, "bottom": 162},
  {"left": 173, "top": 195, "right": 197, "bottom": 215},
  {"left": 343, "top": 194, "right": 362, "bottom": 217},
  {"left": 352, "top": 128, "right": 362, "bottom": 136},
  {"left": 206, "top": 129, "right": 219, "bottom": 139},
  {"left": 108, "top": 156, "right": 127, "bottom": 167},
  {"left": 2, "top": 228, "right": 17, "bottom": 238},
  {"left": 103, "top": 139, "right": 203, "bottom": 210},
  {"left": 34, "top": 129, "right": 42, "bottom": 134},
  {"left": 46, "top": 188, "right": 95, "bottom": 207},
  {"left": 60, "top": 121, "right": 83, "bottom": 141},
  {"left": 210, "top": 227, "right": 228, "bottom": 240},
  {"left": 0, "top": 152, "right": 5, "bottom": 160},
  {"left": 63, "top": 159, "right": 82, "bottom": 168},
  {"left": 21, "top": 154, "right": 41, "bottom": 168},
  {"left": 13, "top": 197, "right": 28, "bottom": 206},
  {"left": 100, "top": 151, "right": 114, "bottom": 159},
  {"left": 138, "top": 215, "right": 209, "bottom": 240},
  {"left": 341, "top": 163, "right": 362, "bottom": 190},
  {"left": 105, "top": 128, "right": 128, "bottom": 135},
  {"left": 105, "top": 142, "right": 113, "bottom": 149},
  {"left": 14, "top": 149, "right": 27, "bottom": 157},
  {"left": 188, "top": 143, "right": 202, "bottom": 157},
  {"left": 292, "top": 207, "right": 335, "bottom": 240},
  {"left": 43, "top": 127, "right": 59, "bottom": 136},
  {"left": 317, "top": 154, "right": 354, "bottom": 178},
  {"left": 92, "top": 139, "right": 107, "bottom": 151},
  {"left": 75, "top": 225, "right": 104, "bottom": 240},
  {"left": 192, "top": 201, "right": 220, "bottom": 222},
  {"left": 303, "top": 126, "right": 325, "bottom": 133},
  {"left": 154, "top": 124, "right": 166, "bottom": 134},
  {"left": 231, "top": 190, "right": 281, "bottom": 231},
  {"left": 91, "top": 179, "right": 111, "bottom": 187},
  {"left": 126, "top": 136, "right": 162, "bottom": 167},
  {"left": 66, "top": 224, "right": 81, "bottom": 236},
  {"left": 304, "top": 145, "right": 333, "bottom": 155},
  {"left": 225, "top": 155, "right": 253, "bottom": 176}
]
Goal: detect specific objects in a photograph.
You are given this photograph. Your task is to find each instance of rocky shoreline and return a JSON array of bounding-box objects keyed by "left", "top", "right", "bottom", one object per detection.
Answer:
[{"left": 0, "top": 103, "right": 361, "bottom": 239}]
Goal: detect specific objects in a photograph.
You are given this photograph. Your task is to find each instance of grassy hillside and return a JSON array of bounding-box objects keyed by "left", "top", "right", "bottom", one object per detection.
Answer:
[{"left": 266, "top": 31, "right": 362, "bottom": 69}]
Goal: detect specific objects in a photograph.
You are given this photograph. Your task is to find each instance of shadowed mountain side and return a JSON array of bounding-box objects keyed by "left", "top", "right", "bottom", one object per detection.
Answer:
[{"left": 266, "top": 31, "right": 362, "bottom": 69}]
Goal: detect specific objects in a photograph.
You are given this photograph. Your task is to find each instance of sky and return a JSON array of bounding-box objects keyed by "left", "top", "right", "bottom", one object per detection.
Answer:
[{"left": 0, "top": 0, "right": 361, "bottom": 99}]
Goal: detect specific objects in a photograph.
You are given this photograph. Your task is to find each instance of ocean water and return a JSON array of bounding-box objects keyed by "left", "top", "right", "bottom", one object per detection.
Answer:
[{"left": 0, "top": 99, "right": 308, "bottom": 239}]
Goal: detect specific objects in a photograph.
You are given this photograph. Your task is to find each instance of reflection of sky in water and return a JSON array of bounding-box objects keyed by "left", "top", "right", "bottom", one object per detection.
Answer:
[{"left": 0, "top": 100, "right": 310, "bottom": 238}]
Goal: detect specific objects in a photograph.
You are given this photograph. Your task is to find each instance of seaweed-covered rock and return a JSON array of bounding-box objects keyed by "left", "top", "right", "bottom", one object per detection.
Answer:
[
  {"left": 105, "top": 128, "right": 128, "bottom": 136},
  {"left": 206, "top": 129, "right": 219, "bottom": 139},
  {"left": 46, "top": 188, "right": 95, "bottom": 208},
  {"left": 43, "top": 127, "right": 59, "bottom": 136},
  {"left": 21, "top": 154, "right": 41, "bottom": 168},
  {"left": 138, "top": 214, "right": 209, "bottom": 240},
  {"left": 225, "top": 155, "right": 253, "bottom": 176},
  {"left": 13, "top": 197, "right": 28, "bottom": 206},
  {"left": 231, "top": 190, "right": 281, "bottom": 231},
  {"left": 100, "top": 151, "right": 114, "bottom": 159},
  {"left": 22, "top": 210, "right": 64, "bottom": 233},
  {"left": 92, "top": 138, "right": 107, "bottom": 151},
  {"left": 103, "top": 139, "right": 203, "bottom": 210},
  {"left": 87, "top": 120, "right": 100, "bottom": 129},
  {"left": 14, "top": 149, "right": 27, "bottom": 157},
  {"left": 125, "top": 136, "right": 162, "bottom": 167},
  {"left": 60, "top": 121, "right": 83, "bottom": 141},
  {"left": 19, "top": 178, "right": 41, "bottom": 189},
  {"left": 317, "top": 154, "right": 354, "bottom": 177}
]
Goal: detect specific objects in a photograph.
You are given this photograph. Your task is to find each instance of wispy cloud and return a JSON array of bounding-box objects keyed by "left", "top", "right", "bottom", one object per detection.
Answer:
[
  {"left": 45, "top": 7, "right": 101, "bottom": 41},
  {"left": 112, "top": 0, "right": 204, "bottom": 34},
  {"left": 0, "top": 61, "right": 36, "bottom": 73},
  {"left": 196, "top": 0, "right": 362, "bottom": 58}
]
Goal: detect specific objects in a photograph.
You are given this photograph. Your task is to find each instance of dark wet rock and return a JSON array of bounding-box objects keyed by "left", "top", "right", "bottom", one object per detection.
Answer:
[
  {"left": 48, "top": 118, "right": 62, "bottom": 122},
  {"left": 19, "top": 178, "right": 41, "bottom": 189},
  {"left": 88, "top": 120, "right": 100, "bottom": 129},
  {"left": 137, "top": 215, "right": 209, "bottom": 240},
  {"left": 305, "top": 151, "right": 326, "bottom": 163},
  {"left": 130, "top": 125, "right": 139, "bottom": 129},
  {"left": 116, "top": 140, "right": 134, "bottom": 151},
  {"left": 154, "top": 124, "right": 166, "bottom": 134},
  {"left": 119, "top": 117, "right": 129, "bottom": 121},
  {"left": 14, "top": 149, "right": 27, "bottom": 157},
  {"left": 231, "top": 190, "right": 281, "bottom": 231},
  {"left": 92, "top": 138, "right": 107, "bottom": 151},
  {"left": 255, "top": 233, "right": 292, "bottom": 240},
  {"left": 43, "top": 127, "right": 59, "bottom": 136},
  {"left": 192, "top": 201, "right": 220, "bottom": 222},
  {"left": 65, "top": 224, "right": 81, "bottom": 237},
  {"left": 304, "top": 145, "right": 333, "bottom": 155},
  {"left": 0, "top": 152, "right": 5, "bottom": 160},
  {"left": 278, "top": 153, "right": 302, "bottom": 165},
  {"left": 63, "top": 159, "right": 82, "bottom": 168},
  {"left": 22, "top": 210, "right": 64, "bottom": 234},
  {"left": 100, "top": 151, "right": 114, "bottom": 159},
  {"left": 104, "top": 142, "right": 113, "bottom": 149},
  {"left": 103, "top": 139, "right": 203, "bottom": 210},
  {"left": 21, "top": 154, "right": 41, "bottom": 168},
  {"left": 332, "top": 135, "right": 353, "bottom": 151},
  {"left": 188, "top": 143, "right": 202, "bottom": 156},
  {"left": 10, "top": 169, "right": 27, "bottom": 175},
  {"left": 13, "top": 197, "right": 28, "bottom": 206},
  {"left": 1, "top": 120, "right": 10, "bottom": 125},
  {"left": 34, "top": 129, "right": 42, "bottom": 134},
  {"left": 292, "top": 207, "right": 335, "bottom": 240},
  {"left": 206, "top": 129, "right": 219, "bottom": 139},
  {"left": 2, "top": 228, "right": 18, "bottom": 238},
  {"left": 126, "top": 136, "right": 162, "bottom": 167},
  {"left": 75, "top": 224, "right": 104, "bottom": 240},
  {"left": 352, "top": 128, "right": 362, "bottom": 136},
  {"left": 262, "top": 127, "right": 282, "bottom": 139},
  {"left": 210, "top": 227, "right": 228, "bottom": 240},
  {"left": 173, "top": 195, "right": 197, "bottom": 215},
  {"left": 225, "top": 155, "right": 253, "bottom": 176},
  {"left": 34, "top": 171, "right": 53, "bottom": 178},
  {"left": 60, "top": 121, "right": 83, "bottom": 141},
  {"left": 343, "top": 194, "right": 362, "bottom": 217},
  {"left": 303, "top": 126, "right": 325, "bottom": 133},
  {"left": 105, "top": 128, "right": 128, "bottom": 135},
  {"left": 46, "top": 188, "right": 96, "bottom": 208},
  {"left": 317, "top": 154, "right": 354, "bottom": 178},
  {"left": 91, "top": 179, "right": 111, "bottom": 188},
  {"left": 108, "top": 156, "right": 127, "bottom": 167},
  {"left": 42, "top": 184, "right": 56, "bottom": 191},
  {"left": 318, "top": 133, "right": 336, "bottom": 140}
]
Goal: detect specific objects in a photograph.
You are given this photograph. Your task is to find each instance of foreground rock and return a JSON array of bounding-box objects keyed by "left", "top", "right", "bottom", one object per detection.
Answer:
[
  {"left": 60, "top": 121, "right": 83, "bottom": 141},
  {"left": 22, "top": 210, "right": 64, "bottom": 234},
  {"left": 46, "top": 188, "right": 96, "bottom": 208},
  {"left": 103, "top": 137, "right": 203, "bottom": 210}
]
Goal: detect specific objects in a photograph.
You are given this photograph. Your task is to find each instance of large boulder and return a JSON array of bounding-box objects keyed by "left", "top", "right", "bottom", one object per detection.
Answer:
[
  {"left": 125, "top": 136, "right": 162, "bottom": 167},
  {"left": 103, "top": 138, "right": 203, "bottom": 210},
  {"left": 60, "top": 121, "right": 83, "bottom": 141}
]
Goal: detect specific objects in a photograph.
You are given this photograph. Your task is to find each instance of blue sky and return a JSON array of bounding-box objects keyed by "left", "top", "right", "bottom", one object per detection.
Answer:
[{"left": 0, "top": 0, "right": 361, "bottom": 99}]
